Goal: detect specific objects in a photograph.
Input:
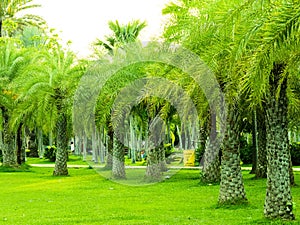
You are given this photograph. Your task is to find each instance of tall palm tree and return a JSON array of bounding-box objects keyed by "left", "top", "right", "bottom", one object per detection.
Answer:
[
  {"left": 14, "top": 43, "right": 84, "bottom": 175},
  {"left": 93, "top": 20, "right": 147, "bottom": 179},
  {"left": 0, "top": 38, "right": 26, "bottom": 167},
  {"left": 163, "top": 0, "right": 248, "bottom": 202},
  {"left": 239, "top": 1, "right": 300, "bottom": 219},
  {"left": 0, "top": 0, "right": 44, "bottom": 37}
]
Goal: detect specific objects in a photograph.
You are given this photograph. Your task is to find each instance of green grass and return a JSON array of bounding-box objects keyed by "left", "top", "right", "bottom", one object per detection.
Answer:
[
  {"left": 1, "top": 167, "right": 300, "bottom": 224},
  {"left": 26, "top": 155, "right": 89, "bottom": 165}
]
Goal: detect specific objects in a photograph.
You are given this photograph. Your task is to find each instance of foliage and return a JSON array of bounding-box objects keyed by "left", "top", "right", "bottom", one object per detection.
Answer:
[
  {"left": 43, "top": 145, "right": 56, "bottom": 162},
  {"left": 93, "top": 20, "right": 146, "bottom": 55},
  {"left": 0, "top": 0, "right": 45, "bottom": 37},
  {"left": 239, "top": 136, "right": 253, "bottom": 165},
  {"left": 291, "top": 142, "right": 300, "bottom": 166}
]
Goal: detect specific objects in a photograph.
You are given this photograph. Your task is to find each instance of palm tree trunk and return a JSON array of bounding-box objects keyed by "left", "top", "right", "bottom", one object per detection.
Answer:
[
  {"left": 2, "top": 112, "right": 17, "bottom": 167},
  {"left": 201, "top": 137, "right": 221, "bottom": 183},
  {"left": 218, "top": 105, "right": 247, "bottom": 205},
  {"left": 104, "top": 126, "right": 113, "bottom": 169},
  {"left": 145, "top": 145, "right": 162, "bottom": 182},
  {"left": 16, "top": 123, "right": 23, "bottom": 165},
  {"left": 37, "top": 128, "right": 43, "bottom": 158},
  {"left": 264, "top": 65, "right": 294, "bottom": 219},
  {"left": 112, "top": 136, "right": 126, "bottom": 179},
  {"left": 256, "top": 109, "right": 267, "bottom": 178},
  {"left": 250, "top": 110, "right": 257, "bottom": 174},
  {"left": 53, "top": 112, "right": 68, "bottom": 176},
  {"left": 201, "top": 111, "right": 221, "bottom": 183},
  {"left": 2, "top": 130, "right": 16, "bottom": 167},
  {"left": 0, "top": 20, "right": 2, "bottom": 37},
  {"left": 158, "top": 143, "right": 168, "bottom": 172}
]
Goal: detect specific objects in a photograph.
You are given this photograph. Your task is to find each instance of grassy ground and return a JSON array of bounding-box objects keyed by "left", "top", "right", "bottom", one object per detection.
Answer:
[
  {"left": 1, "top": 166, "right": 300, "bottom": 225},
  {"left": 26, "top": 155, "right": 89, "bottom": 165}
]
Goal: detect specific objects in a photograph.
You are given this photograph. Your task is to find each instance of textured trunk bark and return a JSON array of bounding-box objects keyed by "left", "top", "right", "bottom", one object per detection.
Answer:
[
  {"left": 145, "top": 145, "right": 162, "bottom": 182},
  {"left": 158, "top": 143, "right": 168, "bottom": 172},
  {"left": 264, "top": 64, "right": 294, "bottom": 219},
  {"left": 201, "top": 110, "right": 221, "bottom": 183},
  {"left": 2, "top": 111, "right": 17, "bottom": 167},
  {"left": 53, "top": 112, "right": 68, "bottom": 176},
  {"left": 201, "top": 137, "right": 221, "bottom": 183},
  {"left": 2, "top": 132, "right": 16, "bottom": 167},
  {"left": 112, "top": 136, "right": 126, "bottom": 179},
  {"left": 104, "top": 126, "right": 113, "bottom": 169},
  {"left": 256, "top": 109, "right": 267, "bottom": 178},
  {"left": 218, "top": 105, "right": 247, "bottom": 204}
]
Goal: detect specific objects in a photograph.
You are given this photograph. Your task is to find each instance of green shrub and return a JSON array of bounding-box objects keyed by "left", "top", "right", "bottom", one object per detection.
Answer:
[
  {"left": 290, "top": 142, "right": 300, "bottom": 166},
  {"left": 195, "top": 146, "right": 205, "bottom": 166},
  {"left": 239, "top": 137, "right": 253, "bottom": 165},
  {"left": 0, "top": 149, "right": 2, "bottom": 163},
  {"left": 164, "top": 143, "right": 174, "bottom": 158},
  {"left": 44, "top": 146, "right": 56, "bottom": 162}
]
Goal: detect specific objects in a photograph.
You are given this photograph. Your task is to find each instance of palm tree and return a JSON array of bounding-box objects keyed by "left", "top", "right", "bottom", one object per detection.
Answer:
[
  {"left": 14, "top": 43, "right": 84, "bottom": 176},
  {"left": 236, "top": 1, "right": 300, "bottom": 219},
  {"left": 94, "top": 20, "right": 146, "bottom": 54},
  {"left": 0, "top": 0, "right": 44, "bottom": 37},
  {"left": 163, "top": 0, "right": 248, "bottom": 202},
  {"left": 0, "top": 38, "right": 26, "bottom": 167},
  {"left": 92, "top": 20, "right": 147, "bottom": 179}
]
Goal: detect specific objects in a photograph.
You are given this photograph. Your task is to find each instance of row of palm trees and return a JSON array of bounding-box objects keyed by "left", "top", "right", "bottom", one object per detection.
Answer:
[
  {"left": 1, "top": 0, "right": 300, "bottom": 221},
  {"left": 162, "top": 0, "right": 300, "bottom": 220}
]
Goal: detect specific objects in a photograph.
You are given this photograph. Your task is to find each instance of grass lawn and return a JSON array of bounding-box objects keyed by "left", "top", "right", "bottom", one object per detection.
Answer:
[
  {"left": 26, "top": 155, "right": 89, "bottom": 166},
  {"left": 1, "top": 167, "right": 300, "bottom": 225}
]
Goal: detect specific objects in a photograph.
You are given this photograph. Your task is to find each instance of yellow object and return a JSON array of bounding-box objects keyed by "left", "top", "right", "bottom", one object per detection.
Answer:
[{"left": 183, "top": 150, "right": 195, "bottom": 167}]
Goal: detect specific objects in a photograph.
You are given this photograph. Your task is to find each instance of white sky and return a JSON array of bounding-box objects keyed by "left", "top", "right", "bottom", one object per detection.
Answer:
[{"left": 27, "top": 0, "right": 171, "bottom": 58}]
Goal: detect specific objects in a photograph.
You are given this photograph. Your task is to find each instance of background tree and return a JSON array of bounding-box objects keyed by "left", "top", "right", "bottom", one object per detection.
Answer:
[
  {"left": 0, "top": 38, "right": 26, "bottom": 167},
  {"left": 13, "top": 40, "right": 85, "bottom": 175},
  {"left": 162, "top": 0, "right": 248, "bottom": 203},
  {"left": 92, "top": 20, "right": 147, "bottom": 179},
  {"left": 0, "top": 0, "right": 45, "bottom": 37},
  {"left": 239, "top": 1, "right": 300, "bottom": 219}
]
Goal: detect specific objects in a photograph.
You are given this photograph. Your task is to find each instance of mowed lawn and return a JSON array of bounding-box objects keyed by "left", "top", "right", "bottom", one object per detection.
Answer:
[{"left": 1, "top": 166, "right": 300, "bottom": 225}]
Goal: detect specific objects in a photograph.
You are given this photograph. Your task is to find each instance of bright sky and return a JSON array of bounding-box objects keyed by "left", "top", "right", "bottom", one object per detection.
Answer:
[{"left": 28, "top": 0, "right": 171, "bottom": 58}]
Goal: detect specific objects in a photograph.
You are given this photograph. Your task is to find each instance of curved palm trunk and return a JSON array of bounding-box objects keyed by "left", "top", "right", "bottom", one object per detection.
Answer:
[
  {"left": 264, "top": 67, "right": 294, "bottom": 220},
  {"left": 218, "top": 105, "right": 247, "bottom": 204},
  {"left": 112, "top": 136, "right": 126, "bottom": 179},
  {"left": 53, "top": 112, "right": 68, "bottom": 176}
]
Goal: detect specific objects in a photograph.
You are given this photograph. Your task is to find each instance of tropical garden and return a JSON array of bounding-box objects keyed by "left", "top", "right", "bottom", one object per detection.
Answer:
[{"left": 1, "top": 0, "right": 300, "bottom": 224}]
